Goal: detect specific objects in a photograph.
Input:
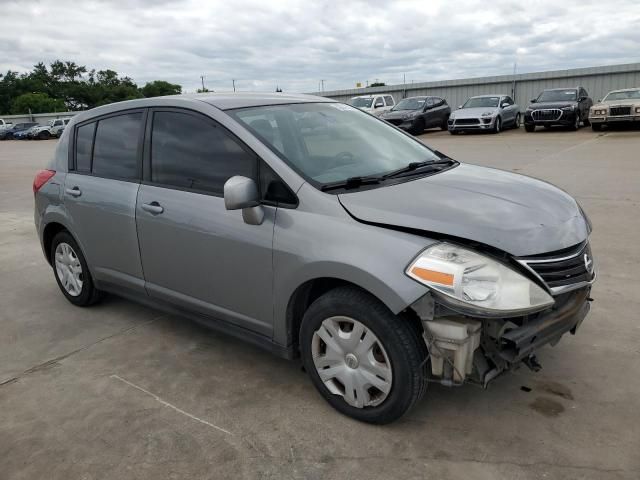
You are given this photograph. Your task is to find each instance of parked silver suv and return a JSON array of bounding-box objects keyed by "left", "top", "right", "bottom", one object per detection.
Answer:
[{"left": 34, "top": 93, "right": 595, "bottom": 423}]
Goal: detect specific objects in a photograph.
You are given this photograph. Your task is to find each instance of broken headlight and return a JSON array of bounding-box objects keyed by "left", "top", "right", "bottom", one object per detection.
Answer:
[{"left": 406, "top": 243, "right": 554, "bottom": 316}]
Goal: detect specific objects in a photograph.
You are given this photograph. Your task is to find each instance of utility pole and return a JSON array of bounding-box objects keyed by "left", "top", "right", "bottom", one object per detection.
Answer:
[
  {"left": 232, "top": 79, "right": 236, "bottom": 92},
  {"left": 200, "top": 75, "right": 206, "bottom": 91},
  {"left": 320, "top": 79, "right": 325, "bottom": 93},
  {"left": 512, "top": 61, "right": 517, "bottom": 100}
]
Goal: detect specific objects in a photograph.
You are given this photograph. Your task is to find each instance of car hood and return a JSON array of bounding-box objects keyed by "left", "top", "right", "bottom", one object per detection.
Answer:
[
  {"left": 451, "top": 107, "right": 497, "bottom": 118},
  {"left": 337, "top": 164, "right": 589, "bottom": 257},
  {"left": 528, "top": 101, "right": 576, "bottom": 110},
  {"left": 382, "top": 110, "right": 418, "bottom": 119},
  {"left": 593, "top": 99, "right": 640, "bottom": 109}
]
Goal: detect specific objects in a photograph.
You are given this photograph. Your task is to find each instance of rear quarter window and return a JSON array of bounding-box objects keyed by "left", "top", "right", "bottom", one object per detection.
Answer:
[
  {"left": 75, "top": 123, "right": 96, "bottom": 173},
  {"left": 91, "top": 112, "right": 143, "bottom": 180}
]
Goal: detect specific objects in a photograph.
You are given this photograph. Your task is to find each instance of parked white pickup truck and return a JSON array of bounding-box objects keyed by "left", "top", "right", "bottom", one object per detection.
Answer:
[
  {"left": 0, "top": 119, "right": 13, "bottom": 132},
  {"left": 28, "top": 118, "right": 71, "bottom": 139}
]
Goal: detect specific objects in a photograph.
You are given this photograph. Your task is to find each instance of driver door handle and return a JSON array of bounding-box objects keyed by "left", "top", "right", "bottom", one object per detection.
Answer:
[
  {"left": 65, "top": 186, "right": 82, "bottom": 197},
  {"left": 141, "top": 201, "right": 164, "bottom": 215}
]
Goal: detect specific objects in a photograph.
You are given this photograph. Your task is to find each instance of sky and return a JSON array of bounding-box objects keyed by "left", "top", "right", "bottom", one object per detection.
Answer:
[{"left": 1, "top": 0, "right": 639, "bottom": 93}]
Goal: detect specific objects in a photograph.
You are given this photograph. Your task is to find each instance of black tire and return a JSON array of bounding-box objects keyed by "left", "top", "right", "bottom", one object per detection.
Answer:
[
  {"left": 51, "top": 231, "right": 102, "bottom": 306},
  {"left": 38, "top": 131, "right": 50, "bottom": 140},
  {"left": 449, "top": 129, "right": 459, "bottom": 135},
  {"left": 583, "top": 118, "right": 591, "bottom": 127},
  {"left": 441, "top": 115, "right": 450, "bottom": 130},
  {"left": 513, "top": 113, "right": 521, "bottom": 129},
  {"left": 410, "top": 118, "right": 425, "bottom": 136},
  {"left": 524, "top": 124, "right": 535, "bottom": 132},
  {"left": 570, "top": 113, "right": 580, "bottom": 131},
  {"left": 299, "top": 286, "right": 428, "bottom": 424},
  {"left": 492, "top": 116, "right": 502, "bottom": 134},
  {"left": 592, "top": 123, "right": 602, "bottom": 131}
]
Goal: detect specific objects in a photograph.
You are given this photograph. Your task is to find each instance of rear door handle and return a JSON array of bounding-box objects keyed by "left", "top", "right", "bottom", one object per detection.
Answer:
[
  {"left": 65, "top": 186, "right": 82, "bottom": 197},
  {"left": 141, "top": 201, "right": 164, "bottom": 215}
]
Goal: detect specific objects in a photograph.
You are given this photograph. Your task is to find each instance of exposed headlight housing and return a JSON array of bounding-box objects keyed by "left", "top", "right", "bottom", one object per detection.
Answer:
[
  {"left": 636, "top": 107, "right": 640, "bottom": 113},
  {"left": 406, "top": 243, "right": 554, "bottom": 316},
  {"left": 593, "top": 109, "right": 607, "bottom": 116},
  {"left": 481, "top": 111, "right": 493, "bottom": 116}
]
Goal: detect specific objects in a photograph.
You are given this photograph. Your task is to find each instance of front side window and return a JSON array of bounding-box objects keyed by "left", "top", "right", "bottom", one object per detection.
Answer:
[
  {"left": 75, "top": 122, "right": 96, "bottom": 172},
  {"left": 374, "top": 97, "right": 384, "bottom": 108},
  {"left": 384, "top": 96, "right": 395, "bottom": 106},
  {"left": 150, "top": 111, "right": 255, "bottom": 195},
  {"left": 230, "top": 103, "right": 440, "bottom": 187},
  {"left": 92, "top": 113, "right": 142, "bottom": 180},
  {"left": 463, "top": 97, "right": 500, "bottom": 108}
]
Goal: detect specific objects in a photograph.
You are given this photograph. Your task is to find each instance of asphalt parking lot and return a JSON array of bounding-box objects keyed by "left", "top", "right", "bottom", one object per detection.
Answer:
[{"left": 1, "top": 127, "right": 639, "bottom": 480}]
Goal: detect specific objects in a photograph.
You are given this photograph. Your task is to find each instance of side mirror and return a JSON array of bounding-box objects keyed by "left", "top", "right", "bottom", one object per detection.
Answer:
[
  {"left": 457, "top": 105, "right": 462, "bottom": 109},
  {"left": 597, "top": 99, "right": 601, "bottom": 103},
  {"left": 223, "top": 176, "right": 264, "bottom": 225},
  {"left": 500, "top": 102, "right": 508, "bottom": 108},
  {"left": 530, "top": 98, "right": 537, "bottom": 103},
  {"left": 578, "top": 96, "right": 587, "bottom": 102}
]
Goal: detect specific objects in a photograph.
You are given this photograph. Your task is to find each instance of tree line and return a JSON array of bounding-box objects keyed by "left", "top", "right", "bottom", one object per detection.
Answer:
[{"left": 0, "top": 60, "right": 182, "bottom": 115}]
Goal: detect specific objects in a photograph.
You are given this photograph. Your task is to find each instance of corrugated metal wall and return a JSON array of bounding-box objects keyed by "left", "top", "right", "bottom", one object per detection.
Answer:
[{"left": 312, "top": 63, "right": 640, "bottom": 112}]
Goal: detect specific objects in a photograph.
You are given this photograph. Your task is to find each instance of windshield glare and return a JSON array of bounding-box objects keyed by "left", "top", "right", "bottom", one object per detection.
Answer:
[
  {"left": 393, "top": 98, "right": 426, "bottom": 111},
  {"left": 538, "top": 90, "right": 577, "bottom": 102},
  {"left": 604, "top": 90, "right": 640, "bottom": 101},
  {"left": 462, "top": 97, "right": 499, "bottom": 108},
  {"left": 231, "top": 103, "right": 440, "bottom": 186},
  {"left": 350, "top": 97, "right": 373, "bottom": 108}
]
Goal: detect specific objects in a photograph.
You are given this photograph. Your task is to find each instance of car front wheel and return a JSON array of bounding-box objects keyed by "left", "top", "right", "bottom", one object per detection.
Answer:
[
  {"left": 300, "top": 287, "right": 428, "bottom": 424},
  {"left": 592, "top": 123, "right": 603, "bottom": 131},
  {"left": 524, "top": 124, "right": 535, "bottom": 132}
]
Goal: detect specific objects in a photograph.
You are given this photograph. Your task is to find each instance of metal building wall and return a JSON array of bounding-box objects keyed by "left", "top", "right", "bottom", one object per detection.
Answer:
[{"left": 312, "top": 63, "right": 640, "bottom": 112}]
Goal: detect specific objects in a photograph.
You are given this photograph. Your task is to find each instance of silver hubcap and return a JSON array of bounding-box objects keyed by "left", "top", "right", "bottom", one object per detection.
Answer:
[
  {"left": 54, "top": 243, "right": 83, "bottom": 296},
  {"left": 311, "top": 316, "right": 392, "bottom": 408}
]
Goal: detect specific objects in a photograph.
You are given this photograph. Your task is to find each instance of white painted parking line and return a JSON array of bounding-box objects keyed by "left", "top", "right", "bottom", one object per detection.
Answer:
[{"left": 110, "top": 374, "right": 232, "bottom": 436}]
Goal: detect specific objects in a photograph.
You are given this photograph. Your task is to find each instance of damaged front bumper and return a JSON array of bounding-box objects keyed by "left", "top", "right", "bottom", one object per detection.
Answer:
[{"left": 411, "top": 287, "right": 591, "bottom": 387}]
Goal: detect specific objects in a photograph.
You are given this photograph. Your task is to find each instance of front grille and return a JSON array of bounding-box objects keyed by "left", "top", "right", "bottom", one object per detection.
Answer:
[
  {"left": 532, "top": 109, "right": 562, "bottom": 121},
  {"left": 518, "top": 243, "right": 594, "bottom": 293},
  {"left": 455, "top": 118, "right": 479, "bottom": 125},
  {"left": 609, "top": 106, "right": 631, "bottom": 116}
]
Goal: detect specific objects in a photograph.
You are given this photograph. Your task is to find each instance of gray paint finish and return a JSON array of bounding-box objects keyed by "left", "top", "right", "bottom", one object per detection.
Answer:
[{"left": 338, "top": 164, "right": 588, "bottom": 257}]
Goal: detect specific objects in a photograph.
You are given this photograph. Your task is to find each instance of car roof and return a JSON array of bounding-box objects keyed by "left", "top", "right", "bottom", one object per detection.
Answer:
[
  {"left": 543, "top": 87, "right": 579, "bottom": 91},
  {"left": 469, "top": 94, "right": 506, "bottom": 98}
]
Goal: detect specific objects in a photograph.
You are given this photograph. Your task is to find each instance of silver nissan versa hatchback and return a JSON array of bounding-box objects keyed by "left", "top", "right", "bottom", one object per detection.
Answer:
[{"left": 34, "top": 93, "right": 596, "bottom": 424}]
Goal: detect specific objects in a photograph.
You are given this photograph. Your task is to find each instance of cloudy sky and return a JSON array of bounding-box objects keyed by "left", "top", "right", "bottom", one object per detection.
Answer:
[{"left": 1, "top": 0, "right": 639, "bottom": 93}]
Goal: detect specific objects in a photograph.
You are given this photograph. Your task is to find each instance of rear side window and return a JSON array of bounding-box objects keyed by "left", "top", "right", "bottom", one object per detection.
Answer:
[
  {"left": 92, "top": 113, "right": 143, "bottom": 180},
  {"left": 150, "top": 111, "right": 256, "bottom": 195},
  {"left": 75, "top": 123, "right": 95, "bottom": 173}
]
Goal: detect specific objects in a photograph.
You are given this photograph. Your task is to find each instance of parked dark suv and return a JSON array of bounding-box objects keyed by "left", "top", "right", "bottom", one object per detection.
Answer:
[
  {"left": 380, "top": 96, "right": 450, "bottom": 135},
  {"left": 524, "top": 87, "right": 593, "bottom": 132}
]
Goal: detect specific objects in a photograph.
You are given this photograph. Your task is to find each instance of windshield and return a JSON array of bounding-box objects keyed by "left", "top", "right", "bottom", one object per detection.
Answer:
[
  {"left": 393, "top": 97, "right": 427, "bottom": 111},
  {"left": 604, "top": 89, "right": 640, "bottom": 101},
  {"left": 537, "top": 90, "right": 577, "bottom": 102},
  {"left": 462, "top": 97, "right": 499, "bottom": 108},
  {"left": 230, "top": 103, "right": 440, "bottom": 186},
  {"left": 350, "top": 97, "right": 373, "bottom": 108}
]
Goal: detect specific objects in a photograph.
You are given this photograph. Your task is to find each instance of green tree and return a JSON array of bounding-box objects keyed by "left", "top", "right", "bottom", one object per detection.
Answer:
[
  {"left": 10, "top": 93, "right": 66, "bottom": 114},
  {"left": 368, "top": 82, "right": 386, "bottom": 87},
  {"left": 141, "top": 80, "right": 182, "bottom": 97}
]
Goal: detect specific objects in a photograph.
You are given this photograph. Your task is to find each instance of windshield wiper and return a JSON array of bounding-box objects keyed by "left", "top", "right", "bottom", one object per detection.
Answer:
[
  {"left": 321, "top": 175, "right": 384, "bottom": 192},
  {"left": 382, "top": 158, "right": 456, "bottom": 179}
]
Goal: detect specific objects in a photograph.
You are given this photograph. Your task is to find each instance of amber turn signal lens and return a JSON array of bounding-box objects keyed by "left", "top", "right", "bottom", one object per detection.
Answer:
[{"left": 410, "top": 267, "right": 454, "bottom": 286}]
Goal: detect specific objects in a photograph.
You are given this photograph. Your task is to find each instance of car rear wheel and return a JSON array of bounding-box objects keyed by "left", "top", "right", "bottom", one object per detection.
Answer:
[
  {"left": 583, "top": 118, "right": 591, "bottom": 127},
  {"left": 300, "top": 286, "right": 428, "bottom": 424},
  {"left": 441, "top": 115, "right": 450, "bottom": 130},
  {"left": 513, "top": 113, "right": 521, "bottom": 129},
  {"left": 51, "top": 231, "right": 102, "bottom": 306},
  {"left": 38, "top": 131, "right": 50, "bottom": 140},
  {"left": 592, "top": 123, "right": 603, "bottom": 131}
]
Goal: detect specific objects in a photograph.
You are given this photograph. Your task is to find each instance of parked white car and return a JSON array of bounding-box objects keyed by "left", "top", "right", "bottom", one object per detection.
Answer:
[{"left": 349, "top": 94, "right": 395, "bottom": 116}]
